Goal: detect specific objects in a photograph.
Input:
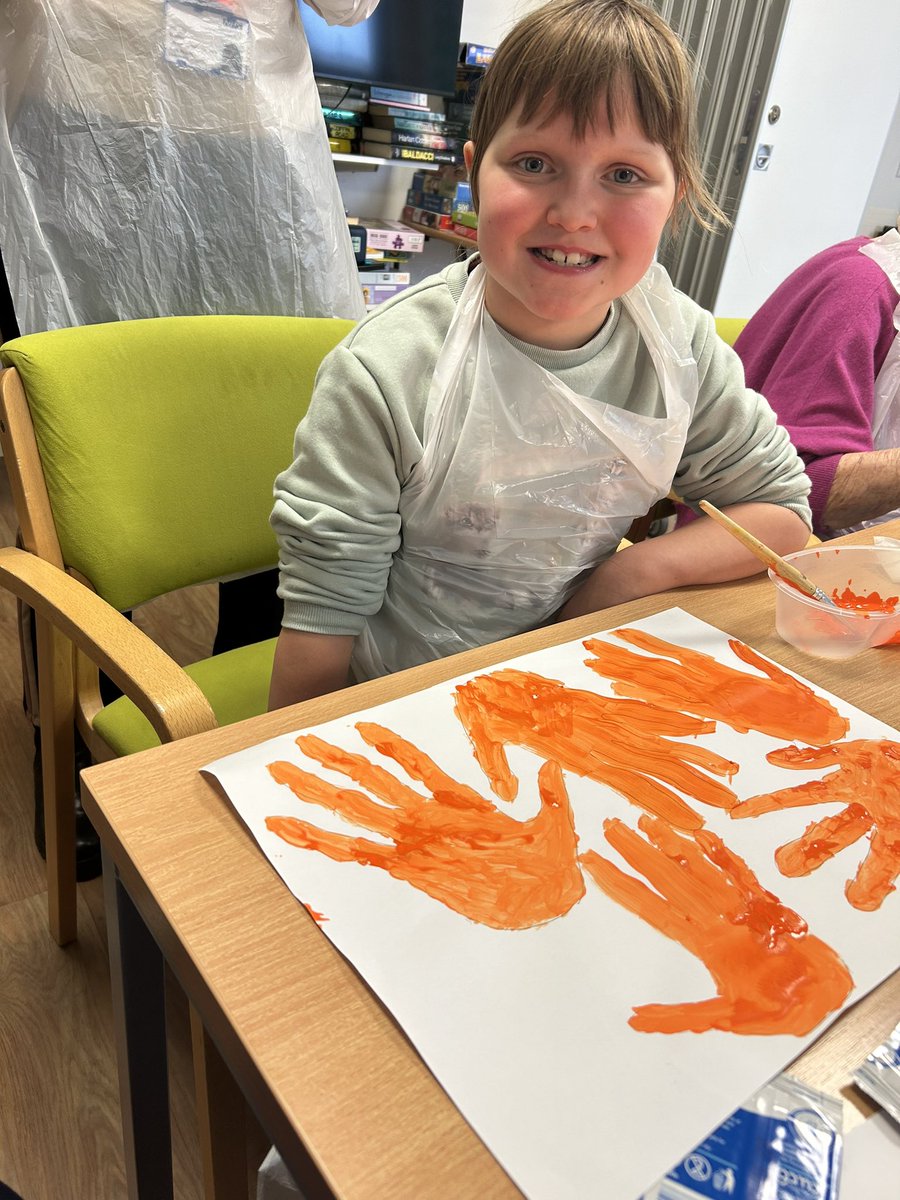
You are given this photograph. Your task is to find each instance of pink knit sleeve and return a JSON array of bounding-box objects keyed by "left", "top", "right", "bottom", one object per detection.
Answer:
[{"left": 735, "top": 244, "right": 897, "bottom": 536}]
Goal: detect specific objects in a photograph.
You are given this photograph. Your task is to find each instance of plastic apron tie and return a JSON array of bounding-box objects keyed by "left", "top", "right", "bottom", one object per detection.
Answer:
[
  {"left": 353, "top": 261, "right": 699, "bottom": 680},
  {"left": 835, "top": 229, "right": 900, "bottom": 535}
]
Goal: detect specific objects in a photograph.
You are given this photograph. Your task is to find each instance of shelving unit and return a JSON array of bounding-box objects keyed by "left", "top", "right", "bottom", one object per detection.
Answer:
[
  {"left": 332, "top": 153, "right": 439, "bottom": 172},
  {"left": 401, "top": 219, "right": 476, "bottom": 251}
]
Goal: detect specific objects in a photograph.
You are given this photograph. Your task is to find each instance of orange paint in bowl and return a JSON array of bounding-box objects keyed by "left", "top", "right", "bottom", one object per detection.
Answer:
[
  {"left": 768, "top": 545, "right": 900, "bottom": 659},
  {"left": 830, "top": 584, "right": 898, "bottom": 614}
]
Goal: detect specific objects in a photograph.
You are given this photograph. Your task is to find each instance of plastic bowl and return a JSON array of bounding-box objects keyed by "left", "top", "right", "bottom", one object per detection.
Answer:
[{"left": 768, "top": 545, "right": 900, "bottom": 660}]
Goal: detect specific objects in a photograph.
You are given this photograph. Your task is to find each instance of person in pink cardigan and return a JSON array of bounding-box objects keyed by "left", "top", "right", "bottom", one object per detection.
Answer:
[{"left": 734, "top": 227, "right": 900, "bottom": 538}]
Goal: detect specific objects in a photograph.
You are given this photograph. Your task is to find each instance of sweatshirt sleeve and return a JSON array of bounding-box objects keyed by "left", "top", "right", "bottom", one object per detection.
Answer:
[
  {"left": 270, "top": 266, "right": 459, "bottom": 637},
  {"left": 673, "top": 308, "right": 813, "bottom": 527},
  {"left": 271, "top": 343, "right": 419, "bottom": 635},
  {"left": 735, "top": 260, "right": 896, "bottom": 535}
]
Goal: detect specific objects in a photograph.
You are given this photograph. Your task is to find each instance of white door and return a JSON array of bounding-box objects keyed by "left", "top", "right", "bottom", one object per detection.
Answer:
[{"left": 714, "top": 0, "right": 900, "bottom": 317}]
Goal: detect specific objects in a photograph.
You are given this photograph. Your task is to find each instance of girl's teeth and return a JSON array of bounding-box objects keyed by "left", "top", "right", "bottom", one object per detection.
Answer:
[{"left": 543, "top": 249, "right": 595, "bottom": 266}]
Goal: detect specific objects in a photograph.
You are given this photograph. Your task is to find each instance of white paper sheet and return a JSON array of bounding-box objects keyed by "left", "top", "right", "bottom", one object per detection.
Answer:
[{"left": 204, "top": 608, "right": 900, "bottom": 1199}]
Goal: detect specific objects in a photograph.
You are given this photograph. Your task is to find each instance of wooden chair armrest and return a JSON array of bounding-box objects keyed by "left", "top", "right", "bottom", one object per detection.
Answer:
[{"left": 0, "top": 547, "right": 217, "bottom": 743}]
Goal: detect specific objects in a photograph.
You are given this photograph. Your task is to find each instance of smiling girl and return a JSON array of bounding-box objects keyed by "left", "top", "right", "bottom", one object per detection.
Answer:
[{"left": 268, "top": 0, "right": 813, "bottom": 709}]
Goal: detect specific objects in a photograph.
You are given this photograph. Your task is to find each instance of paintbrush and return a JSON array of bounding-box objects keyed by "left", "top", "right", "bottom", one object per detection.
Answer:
[{"left": 698, "top": 499, "right": 838, "bottom": 607}]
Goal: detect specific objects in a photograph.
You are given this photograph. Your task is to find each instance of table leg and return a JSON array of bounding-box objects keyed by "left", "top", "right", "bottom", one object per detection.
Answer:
[
  {"left": 190, "top": 1005, "right": 250, "bottom": 1200},
  {"left": 103, "top": 847, "right": 174, "bottom": 1200}
]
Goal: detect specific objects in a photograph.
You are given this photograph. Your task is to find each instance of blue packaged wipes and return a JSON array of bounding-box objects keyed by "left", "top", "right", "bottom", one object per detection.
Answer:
[
  {"left": 853, "top": 1020, "right": 900, "bottom": 1125},
  {"left": 641, "top": 1074, "right": 843, "bottom": 1200}
]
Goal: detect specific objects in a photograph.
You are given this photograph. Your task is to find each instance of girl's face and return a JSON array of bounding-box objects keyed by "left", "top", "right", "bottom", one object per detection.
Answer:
[{"left": 464, "top": 95, "right": 679, "bottom": 351}]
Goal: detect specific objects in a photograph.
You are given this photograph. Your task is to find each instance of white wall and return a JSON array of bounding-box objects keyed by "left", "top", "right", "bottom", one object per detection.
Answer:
[
  {"left": 458, "top": 0, "right": 539, "bottom": 46},
  {"left": 714, "top": 0, "right": 900, "bottom": 317},
  {"left": 859, "top": 90, "right": 900, "bottom": 238}
]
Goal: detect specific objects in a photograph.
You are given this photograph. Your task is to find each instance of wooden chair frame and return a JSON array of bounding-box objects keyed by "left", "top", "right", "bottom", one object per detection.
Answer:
[
  {"left": 0, "top": 364, "right": 217, "bottom": 945},
  {"left": 0, "top": 361, "right": 252, "bottom": 1199}
]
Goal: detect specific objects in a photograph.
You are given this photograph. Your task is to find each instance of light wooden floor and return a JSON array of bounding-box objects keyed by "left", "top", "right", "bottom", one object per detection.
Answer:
[{"left": 0, "top": 469, "right": 267, "bottom": 1199}]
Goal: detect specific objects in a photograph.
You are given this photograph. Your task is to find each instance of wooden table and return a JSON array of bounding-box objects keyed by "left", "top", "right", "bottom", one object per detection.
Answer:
[{"left": 81, "top": 521, "right": 900, "bottom": 1200}]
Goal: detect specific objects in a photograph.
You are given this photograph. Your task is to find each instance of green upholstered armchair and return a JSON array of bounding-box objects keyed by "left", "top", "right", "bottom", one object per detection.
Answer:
[
  {"left": 714, "top": 317, "right": 748, "bottom": 348},
  {"left": 0, "top": 314, "right": 353, "bottom": 944}
]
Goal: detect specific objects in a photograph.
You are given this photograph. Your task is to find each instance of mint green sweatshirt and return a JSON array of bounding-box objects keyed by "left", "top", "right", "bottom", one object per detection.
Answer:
[{"left": 272, "top": 259, "right": 811, "bottom": 648}]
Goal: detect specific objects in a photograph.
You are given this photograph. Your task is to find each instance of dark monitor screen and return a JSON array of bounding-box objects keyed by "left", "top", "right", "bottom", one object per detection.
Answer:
[{"left": 298, "top": 0, "right": 465, "bottom": 98}]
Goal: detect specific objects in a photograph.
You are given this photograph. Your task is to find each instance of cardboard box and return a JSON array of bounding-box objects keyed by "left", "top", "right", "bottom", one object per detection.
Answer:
[
  {"left": 357, "top": 219, "right": 425, "bottom": 253},
  {"left": 459, "top": 42, "right": 495, "bottom": 66},
  {"left": 358, "top": 270, "right": 411, "bottom": 286},
  {"left": 452, "top": 209, "right": 478, "bottom": 230},
  {"left": 360, "top": 279, "right": 412, "bottom": 307}
]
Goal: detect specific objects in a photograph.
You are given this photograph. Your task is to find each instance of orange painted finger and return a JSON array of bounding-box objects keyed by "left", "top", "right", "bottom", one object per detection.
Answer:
[
  {"left": 732, "top": 777, "right": 844, "bottom": 819},
  {"left": 265, "top": 814, "right": 394, "bottom": 870},
  {"left": 775, "top": 805, "right": 872, "bottom": 876},
  {"left": 579, "top": 847, "right": 687, "bottom": 942},
  {"left": 845, "top": 824, "right": 900, "bottom": 911},
  {"left": 453, "top": 684, "right": 519, "bottom": 802},
  {"left": 630, "top": 819, "right": 741, "bottom": 920},
  {"left": 356, "top": 722, "right": 498, "bottom": 815},
  {"left": 600, "top": 817, "right": 735, "bottom": 925},
  {"left": 267, "top": 759, "right": 401, "bottom": 839},
  {"left": 295, "top": 733, "right": 424, "bottom": 812}
]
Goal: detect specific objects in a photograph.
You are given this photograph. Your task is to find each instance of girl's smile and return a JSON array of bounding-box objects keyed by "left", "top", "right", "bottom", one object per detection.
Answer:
[{"left": 464, "top": 95, "right": 679, "bottom": 351}]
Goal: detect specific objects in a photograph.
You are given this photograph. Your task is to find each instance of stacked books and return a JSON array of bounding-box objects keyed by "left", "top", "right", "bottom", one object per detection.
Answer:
[
  {"left": 317, "top": 78, "right": 368, "bottom": 113},
  {"left": 369, "top": 85, "right": 448, "bottom": 112},
  {"left": 316, "top": 78, "right": 369, "bottom": 155},
  {"left": 324, "top": 109, "right": 364, "bottom": 154},
  {"left": 360, "top": 126, "right": 464, "bottom": 165},
  {"left": 361, "top": 95, "right": 466, "bottom": 165}
]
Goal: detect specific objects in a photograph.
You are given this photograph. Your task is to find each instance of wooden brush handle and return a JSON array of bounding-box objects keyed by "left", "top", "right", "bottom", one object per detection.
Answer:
[{"left": 698, "top": 500, "right": 820, "bottom": 598}]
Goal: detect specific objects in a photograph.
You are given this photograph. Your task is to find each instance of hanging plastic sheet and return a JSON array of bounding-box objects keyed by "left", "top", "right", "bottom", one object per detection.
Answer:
[{"left": 0, "top": 0, "right": 375, "bottom": 331}]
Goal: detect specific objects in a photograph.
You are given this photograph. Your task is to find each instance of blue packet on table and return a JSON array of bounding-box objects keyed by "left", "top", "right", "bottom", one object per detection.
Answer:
[
  {"left": 640, "top": 1074, "right": 843, "bottom": 1200},
  {"left": 853, "top": 1020, "right": 900, "bottom": 1125}
]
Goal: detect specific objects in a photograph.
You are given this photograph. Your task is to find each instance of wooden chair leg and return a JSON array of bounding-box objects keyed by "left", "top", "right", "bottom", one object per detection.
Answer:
[
  {"left": 190, "top": 1004, "right": 249, "bottom": 1200},
  {"left": 35, "top": 615, "right": 77, "bottom": 945}
]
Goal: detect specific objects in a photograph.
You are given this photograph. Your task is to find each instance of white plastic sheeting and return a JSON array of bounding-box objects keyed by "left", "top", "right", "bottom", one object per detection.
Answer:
[{"left": 0, "top": 0, "right": 375, "bottom": 332}]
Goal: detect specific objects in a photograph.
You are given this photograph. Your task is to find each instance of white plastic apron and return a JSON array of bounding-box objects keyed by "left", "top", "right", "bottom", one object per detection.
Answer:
[
  {"left": 835, "top": 229, "right": 900, "bottom": 535},
  {"left": 352, "top": 260, "right": 698, "bottom": 679}
]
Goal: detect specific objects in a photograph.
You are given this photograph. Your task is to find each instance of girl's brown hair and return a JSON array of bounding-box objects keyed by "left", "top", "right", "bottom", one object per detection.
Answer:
[{"left": 467, "top": 0, "right": 725, "bottom": 234}]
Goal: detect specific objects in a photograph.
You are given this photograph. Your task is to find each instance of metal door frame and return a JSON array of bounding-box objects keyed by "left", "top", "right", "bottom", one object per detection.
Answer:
[{"left": 653, "top": 0, "right": 792, "bottom": 311}]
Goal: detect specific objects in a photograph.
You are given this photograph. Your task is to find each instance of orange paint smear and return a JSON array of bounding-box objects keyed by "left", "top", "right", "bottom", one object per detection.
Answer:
[
  {"left": 733, "top": 740, "right": 900, "bottom": 911},
  {"left": 265, "top": 723, "right": 585, "bottom": 930},
  {"left": 303, "top": 902, "right": 329, "bottom": 925},
  {"left": 580, "top": 815, "right": 854, "bottom": 1035},
  {"left": 583, "top": 629, "right": 849, "bottom": 746},
  {"left": 453, "top": 668, "right": 738, "bottom": 830},
  {"left": 831, "top": 584, "right": 898, "bottom": 613}
]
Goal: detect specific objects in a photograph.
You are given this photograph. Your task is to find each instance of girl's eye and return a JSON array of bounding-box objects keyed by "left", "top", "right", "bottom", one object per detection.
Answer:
[
  {"left": 518, "top": 156, "right": 546, "bottom": 174},
  {"left": 611, "top": 167, "right": 640, "bottom": 184}
]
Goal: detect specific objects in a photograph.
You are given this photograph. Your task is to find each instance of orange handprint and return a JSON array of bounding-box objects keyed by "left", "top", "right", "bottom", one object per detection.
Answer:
[
  {"left": 580, "top": 815, "right": 854, "bottom": 1035},
  {"left": 454, "top": 668, "right": 738, "bottom": 831},
  {"left": 265, "top": 721, "right": 585, "bottom": 930},
  {"left": 583, "top": 629, "right": 849, "bottom": 746},
  {"left": 732, "top": 739, "right": 900, "bottom": 911}
]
